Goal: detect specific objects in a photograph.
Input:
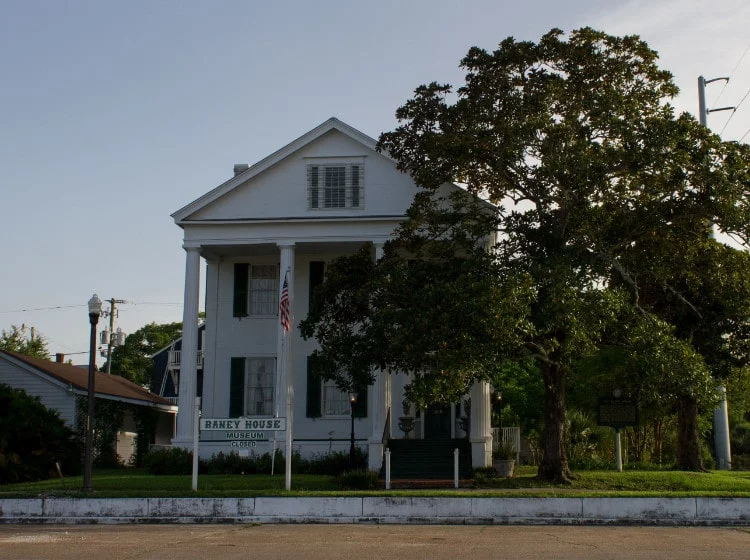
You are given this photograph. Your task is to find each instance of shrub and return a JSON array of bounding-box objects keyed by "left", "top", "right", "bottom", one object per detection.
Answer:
[
  {"left": 0, "top": 383, "right": 82, "bottom": 484},
  {"left": 336, "top": 469, "right": 379, "bottom": 490},
  {"left": 295, "top": 448, "right": 367, "bottom": 475},
  {"left": 142, "top": 447, "right": 193, "bottom": 475}
]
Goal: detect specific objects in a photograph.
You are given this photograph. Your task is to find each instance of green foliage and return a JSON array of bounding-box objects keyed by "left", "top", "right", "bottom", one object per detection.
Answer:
[
  {"left": 492, "top": 440, "right": 517, "bottom": 460},
  {"left": 74, "top": 396, "right": 126, "bottom": 468},
  {"left": 109, "top": 321, "right": 183, "bottom": 387},
  {"left": 0, "top": 383, "right": 81, "bottom": 484},
  {"left": 132, "top": 407, "right": 159, "bottom": 467},
  {"left": 301, "top": 194, "right": 533, "bottom": 408},
  {"left": 143, "top": 448, "right": 367, "bottom": 476},
  {"left": 143, "top": 447, "right": 193, "bottom": 475},
  {"left": 335, "top": 469, "right": 379, "bottom": 490},
  {"left": 376, "top": 27, "right": 750, "bottom": 480},
  {"left": 565, "top": 409, "right": 612, "bottom": 469},
  {"left": 0, "top": 325, "right": 49, "bottom": 359}
]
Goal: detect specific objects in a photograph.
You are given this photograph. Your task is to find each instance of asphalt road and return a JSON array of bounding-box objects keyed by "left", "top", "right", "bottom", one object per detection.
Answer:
[{"left": 2, "top": 524, "right": 750, "bottom": 560}]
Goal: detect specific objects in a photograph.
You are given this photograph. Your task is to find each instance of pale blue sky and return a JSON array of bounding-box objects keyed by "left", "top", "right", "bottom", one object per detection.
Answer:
[{"left": 1, "top": 0, "right": 748, "bottom": 364}]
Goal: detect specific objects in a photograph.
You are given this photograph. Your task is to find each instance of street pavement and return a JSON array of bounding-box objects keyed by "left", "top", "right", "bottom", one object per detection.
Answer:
[{"left": 2, "top": 524, "right": 750, "bottom": 559}]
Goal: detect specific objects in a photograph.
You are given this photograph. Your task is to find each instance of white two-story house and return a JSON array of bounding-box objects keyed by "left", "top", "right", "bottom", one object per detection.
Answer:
[{"left": 171, "top": 118, "right": 494, "bottom": 473}]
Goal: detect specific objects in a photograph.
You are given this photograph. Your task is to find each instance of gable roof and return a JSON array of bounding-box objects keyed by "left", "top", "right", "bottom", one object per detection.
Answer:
[
  {"left": 0, "top": 351, "right": 175, "bottom": 410},
  {"left": 172, "top": 117, "right": 385, "bottom": 224}
]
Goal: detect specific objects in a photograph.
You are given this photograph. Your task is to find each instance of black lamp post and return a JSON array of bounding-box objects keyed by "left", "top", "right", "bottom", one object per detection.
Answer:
[
  {"left": 348, "top": 391, "right": 358, "bottom": 467},
  {"left": 83, "top": 294, "right": 102, "bottom": 492}
]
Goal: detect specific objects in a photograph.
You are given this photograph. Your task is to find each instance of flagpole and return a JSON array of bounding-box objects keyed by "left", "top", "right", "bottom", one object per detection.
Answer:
[{"left": 278, "top": 266, "right": 293, "bottom": 491}]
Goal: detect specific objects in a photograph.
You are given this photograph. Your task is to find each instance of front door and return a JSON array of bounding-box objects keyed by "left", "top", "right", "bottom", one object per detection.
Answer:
[{"left": 424, "top": 403, "right": 452, "bottom": 439}]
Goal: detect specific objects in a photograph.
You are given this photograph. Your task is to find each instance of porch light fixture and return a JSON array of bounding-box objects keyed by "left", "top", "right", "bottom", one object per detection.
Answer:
[{"left": 83, "top": 294, "right": 102, "bottom": 492}]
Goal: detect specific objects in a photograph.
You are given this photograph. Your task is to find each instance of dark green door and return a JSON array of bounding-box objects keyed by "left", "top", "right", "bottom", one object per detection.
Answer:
[{"left": 424, "top": 404, "right": 452, "bottom": 439}]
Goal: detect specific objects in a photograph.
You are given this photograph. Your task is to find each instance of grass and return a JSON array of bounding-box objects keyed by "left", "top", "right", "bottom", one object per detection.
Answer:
[{"left": 4, "top": 466, "right": 750, "bottom": 499}]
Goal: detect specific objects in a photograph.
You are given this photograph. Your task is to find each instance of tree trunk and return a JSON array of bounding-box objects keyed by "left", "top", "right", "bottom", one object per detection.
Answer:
[
  {"left": 676, "top": 395, "right": 703, "bottom": 471},
  {"left": 537, "top": 361, "right": 573, "bottom": 483}
]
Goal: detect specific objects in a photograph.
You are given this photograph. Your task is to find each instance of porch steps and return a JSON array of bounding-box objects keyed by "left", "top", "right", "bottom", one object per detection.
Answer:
[{"left": 384, "top": 438, "right": 472, "bottom": 479}]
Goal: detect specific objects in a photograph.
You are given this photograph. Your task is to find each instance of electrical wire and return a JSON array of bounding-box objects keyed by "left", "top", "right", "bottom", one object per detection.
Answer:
[
  {"left": 718, "top": 84, "right": 750, "bottom": 137},
  {"left": 0, "top": 301, "right": 183, "bottom": 314},
  {"left": 711, "top": 44, "right": 750, "bottom": 107},
  {"left": 0, "top": 304, "right": 86, "bottom": 314},
  {"left": 739, "top": 126, "right": 750, "bottom": 143}
]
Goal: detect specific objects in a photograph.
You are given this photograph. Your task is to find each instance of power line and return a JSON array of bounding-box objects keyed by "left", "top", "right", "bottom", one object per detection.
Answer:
[
  {"left": 0, "top": 301, "right": 183, "bottom": 314},
  {"left": 129, "top": 301, "right": 182, "bottom": 306},
  {"left": 0, "top": 304, "right": 86, "bottom": 314},
  {"left": 711, "top": 44, "right": 750, "bottom": 107},
  {"left": 739, "top": 126, "right": 750, "bottom": 143},
  {"left": 719, "top": 84, "right": 750, "bottom": 137}
]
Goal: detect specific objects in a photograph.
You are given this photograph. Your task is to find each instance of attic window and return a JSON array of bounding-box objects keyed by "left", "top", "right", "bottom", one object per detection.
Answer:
[{"left": 307, "top": 164, "right": 363, "bottom": 209}]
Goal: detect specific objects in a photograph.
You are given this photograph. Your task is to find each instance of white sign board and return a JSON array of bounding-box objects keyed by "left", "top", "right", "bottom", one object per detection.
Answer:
[{"left": 200, "top": 417, "right": 287, "bottom": 431}]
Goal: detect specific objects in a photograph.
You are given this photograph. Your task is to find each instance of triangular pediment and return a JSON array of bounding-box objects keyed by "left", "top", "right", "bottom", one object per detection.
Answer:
[{"left": 172, "top": 118, "right": 417, "bottom": 224}]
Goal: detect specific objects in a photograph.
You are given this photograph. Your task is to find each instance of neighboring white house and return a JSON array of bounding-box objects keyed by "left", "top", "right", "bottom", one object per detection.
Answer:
[
  {"left": 171, "top": 118, "right": 493, "bottom": 472},
  {"left": 0, "top": 350, "right": 177, "bottom": 464}
]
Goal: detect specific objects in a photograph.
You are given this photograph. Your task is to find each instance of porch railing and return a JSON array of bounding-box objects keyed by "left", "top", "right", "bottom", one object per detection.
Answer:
[{"left": 167, "top": 350, "right": 204, "bottom": 369}]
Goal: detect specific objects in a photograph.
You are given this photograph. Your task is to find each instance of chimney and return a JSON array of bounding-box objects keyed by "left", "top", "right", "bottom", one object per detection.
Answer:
[
  {"left": 233, "top": 164, "right": 249, "bottom": 176},
  {"left": 55, "top": 353, "right": 65, "bottom": 363}
]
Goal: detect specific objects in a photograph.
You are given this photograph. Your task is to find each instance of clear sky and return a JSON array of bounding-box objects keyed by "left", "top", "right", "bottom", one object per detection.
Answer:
[{"left": 1, "top": 0, "right": 748, "bottom": 366}]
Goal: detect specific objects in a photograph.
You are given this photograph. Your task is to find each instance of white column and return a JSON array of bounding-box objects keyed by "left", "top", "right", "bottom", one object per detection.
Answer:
[
  {"left": 277, "top": 243, "right": 295, "bottom": 489},
  {"left": 175, "top": 246, "right": 201, "bottom": 444},
  {"left": 368, "top": 242, "right": 388, "bottom": 471},
  {"left": 469, "top": 380, "right": 492, "bottom": 468}
]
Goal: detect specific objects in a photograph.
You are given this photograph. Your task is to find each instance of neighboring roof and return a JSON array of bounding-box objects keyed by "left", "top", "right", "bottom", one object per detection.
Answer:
[
  {"left": 0, "top": 351, "right": 175, "bottom": 411},
  {"left": 172, "top": 117, "right": 385, "bottom": 224}
]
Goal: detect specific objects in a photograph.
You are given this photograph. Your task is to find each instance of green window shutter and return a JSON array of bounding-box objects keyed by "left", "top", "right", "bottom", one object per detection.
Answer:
[
  {"left": 306, "top": 356, "right": 321, "bottom": 418},
  {"left": 353, "top": 385, "right": 368, "bottom": 418},
  {"left": 308, "top": 261, "right": 325, "bottom": 312},
  {"left": 233, "top": 263, "right": 249, "bottom": 317},
  {"left": 229, "top": 357, "right": 245, "bottom": 417}
]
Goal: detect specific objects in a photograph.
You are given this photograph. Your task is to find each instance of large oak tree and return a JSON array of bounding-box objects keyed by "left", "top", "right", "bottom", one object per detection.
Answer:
[{"left": 378, "top": 28, "right": 750, "bottom": 481}]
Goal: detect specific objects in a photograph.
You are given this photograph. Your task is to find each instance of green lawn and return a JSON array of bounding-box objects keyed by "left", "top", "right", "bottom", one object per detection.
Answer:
[{"left": 3, "top": 466, "right": 750, "bottom": 498}]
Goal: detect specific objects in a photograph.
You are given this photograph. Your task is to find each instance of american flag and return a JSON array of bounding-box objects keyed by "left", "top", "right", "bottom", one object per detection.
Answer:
[{"left": 279, "top": 271, "right": 290, "bottom": 332}]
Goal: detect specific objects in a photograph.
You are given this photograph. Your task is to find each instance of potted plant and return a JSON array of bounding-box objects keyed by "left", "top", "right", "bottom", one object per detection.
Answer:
[
  {"left": 398, "top": 400, "right": 415, "bottom": 438},
  {"left": 492, "top": 440, "right": 516, "bottom": 477}
]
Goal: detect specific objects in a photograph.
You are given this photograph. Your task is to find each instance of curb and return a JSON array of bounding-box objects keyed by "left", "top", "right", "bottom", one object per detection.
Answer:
[{"left": 2, "top": 497, "right": 750, "bottom": 525}]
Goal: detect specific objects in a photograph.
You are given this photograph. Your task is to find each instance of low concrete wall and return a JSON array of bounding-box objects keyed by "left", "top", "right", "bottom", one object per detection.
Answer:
[{"left": 1, "top": 497, "right": 750, "bottom": 525}]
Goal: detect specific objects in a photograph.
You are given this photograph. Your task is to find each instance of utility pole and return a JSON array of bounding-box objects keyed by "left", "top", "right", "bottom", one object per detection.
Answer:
[
  {"left": 698, "top": 75, "right": 735, "bottom": 470},
  {"left": 104, "top": 298, "right": 127, "bottom": 374}
]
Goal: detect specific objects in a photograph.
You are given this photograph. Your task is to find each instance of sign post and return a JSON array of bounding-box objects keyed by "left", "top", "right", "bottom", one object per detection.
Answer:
[
  {"left": 192, "top": 397, "right": 201, "bottom": 491},
  {"left": 597, "top": 396, "right": 638, "bottom": 472}
]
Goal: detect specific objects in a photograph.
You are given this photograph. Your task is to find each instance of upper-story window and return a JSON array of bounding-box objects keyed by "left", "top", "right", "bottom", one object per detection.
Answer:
[
  {"left": 233, "top": 263, "right": 279, "bottom": 317},
  {"left": 307, "top": 164, "right": 363, "bottom": 209}
]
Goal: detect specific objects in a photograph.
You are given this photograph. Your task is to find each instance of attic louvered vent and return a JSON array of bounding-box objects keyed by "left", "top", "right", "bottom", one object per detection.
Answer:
[{"left": 307, "top": 163, "right": 364, "bottom": 209}]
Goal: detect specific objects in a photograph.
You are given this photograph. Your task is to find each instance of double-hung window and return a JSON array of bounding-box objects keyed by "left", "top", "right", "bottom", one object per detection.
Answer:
[
  {"left": 230, "top": 357, "right": 275, "bottom": 417},
  {"left": 305, "top": 355, "right": 368, "bottom": 419},
  {"left": 249, "top": 264, "right": 278, "bottom": 315},
  {"left": 307, "top": 163, "right": 364, "bottom": 209},
  {"left": 233, "top": 263, "right": 279, "bottom": 317},
  {"left": 322, "top": 379, "right": 350, "bottom": 416}
]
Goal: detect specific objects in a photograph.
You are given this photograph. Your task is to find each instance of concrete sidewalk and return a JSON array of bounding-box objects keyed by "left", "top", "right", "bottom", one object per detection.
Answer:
[{"left": 2, "top": 496, "right": 750, "bottom": 525}]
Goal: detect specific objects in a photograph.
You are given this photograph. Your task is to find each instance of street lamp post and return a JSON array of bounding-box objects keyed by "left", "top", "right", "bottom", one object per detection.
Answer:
[
  {"left": 83, "top": 294, "right": 102, "bottom": 492},
  {"left": 348, "top": 391, "right": 358, "bottom": 467}
]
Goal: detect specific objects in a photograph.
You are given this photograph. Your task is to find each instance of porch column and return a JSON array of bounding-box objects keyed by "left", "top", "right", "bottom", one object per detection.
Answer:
[
  {"left": 175, "top": 245, "right": 201, "bottom": 444},
  {"left": 368, "top": 242, "right": 390, "bottom": 470},
  {"left": 277, "top": 243, "right": 295, "bottom": 483},
  {"left": 469, "top": 379, "right": 492, "bottom": 468}
]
